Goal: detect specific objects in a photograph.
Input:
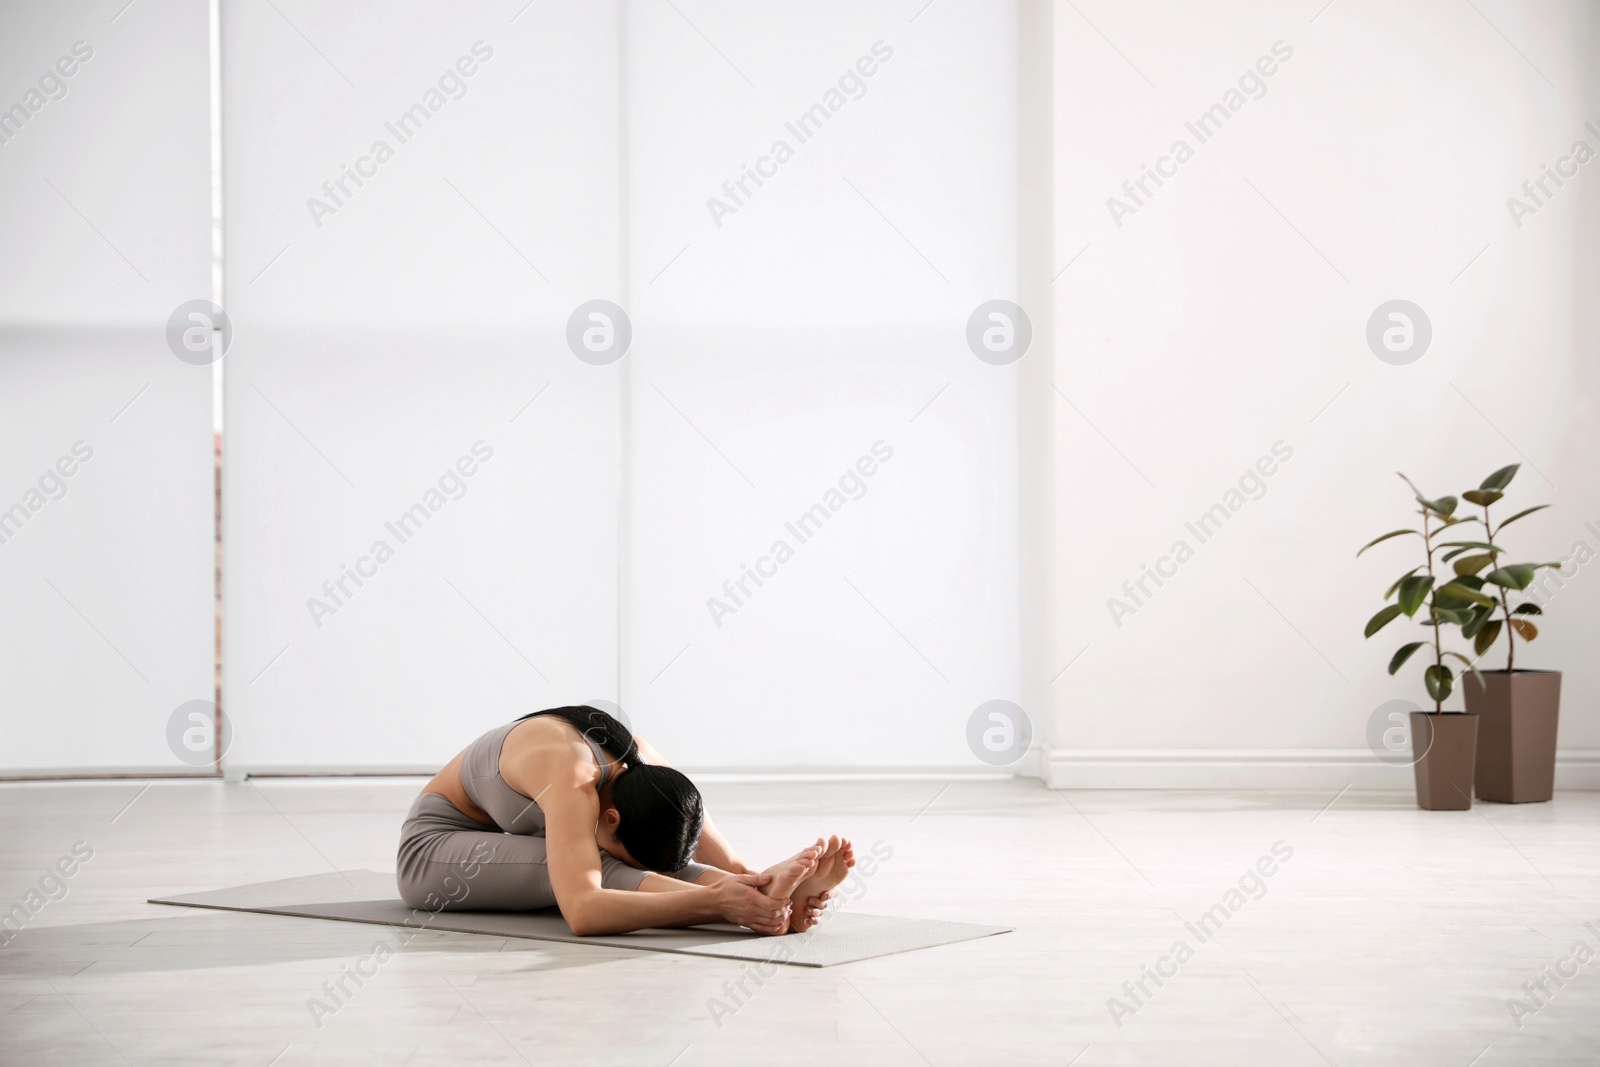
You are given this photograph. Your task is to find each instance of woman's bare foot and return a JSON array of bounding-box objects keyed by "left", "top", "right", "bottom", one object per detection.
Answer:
[
  {"left": 759, "top": 839, "right": 823, "bottom": 906},
  {"left": 787, "top": 836, "right": 855, "bottom": 933}
]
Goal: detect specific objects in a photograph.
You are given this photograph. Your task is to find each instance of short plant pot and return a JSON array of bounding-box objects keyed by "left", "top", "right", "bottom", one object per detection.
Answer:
[
  {"left": 1464, "top": 669, "right": 1561, "bottom": 803},
  {"left": 1410, "top": 712, "right": 1478, "bottom": 811}
]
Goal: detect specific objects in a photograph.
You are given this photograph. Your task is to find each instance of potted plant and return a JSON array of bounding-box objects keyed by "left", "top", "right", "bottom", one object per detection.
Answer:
[
  {"left": 1360, "top": 474, "right": 1488, "bottom": 810},
  {"left": 1450, "top": 464, "right": 1561, "bottom": 803}
]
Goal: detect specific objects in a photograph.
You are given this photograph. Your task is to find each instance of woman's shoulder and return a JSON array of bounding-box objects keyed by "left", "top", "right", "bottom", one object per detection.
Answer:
[{"left": 502, "top": 716, "right": 602, "bottom": 787}]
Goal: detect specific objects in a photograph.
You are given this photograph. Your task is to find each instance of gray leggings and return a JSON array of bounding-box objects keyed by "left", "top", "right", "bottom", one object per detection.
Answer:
[{"left": 396, "top": 793, "right": 710, "bottom": 912}]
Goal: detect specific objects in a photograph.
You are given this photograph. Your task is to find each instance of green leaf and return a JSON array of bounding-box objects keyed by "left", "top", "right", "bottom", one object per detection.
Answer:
[
  {"left": 1436, "top": 541, "right": 1502, "bottom": 553},
  {"left": 1480, "top": 464, "right": 1520, "bottom": 491},
  {"left": 1452, "top": 574, "right": 1485, "bottom": 590},
  {"left": 1453, "top": 553, "right": 1496, "bottom": 576},
  {"left": 1436, "top": 515, "right": 1477, "bottom": 529},
  {"left": 1462, "top": 489, "right": 1504, "bottom": 507},
  {"left": 1435, "top": 581, "right": 1497, "bottom": 608},
  {"left": 1461, "top": 604, "right": 1494, "bottom": 638},
  {"left": 1398, "top": 575, "right": 1435, "bottom": 616},
  {"left": 1385, "top": 567, "right": 1422, "bottom": 600},
  {"left": 1425, "top": 664, "right": 1454, "bottom": 702},
  {"left": 1365, "top": 604, "right": 1404, "bottom": 638},
  {"left": 1395, "top": 474, "right": 1457, "bottom": 519},
  {"left": 1513, "top": 603, "right": 1543, "bottom": 615},
  {"left": 1444, "top": 651, "right": 1486, "bottom": 691},
  {"left": 1430, "top": 606, "right": 1473, "bottom": 626},
  {"left": 1473, "top": 619, "right": 1503, "bottom": 656},
  {"left": 1509, "top": 618, "right": 1539, "bottom": 641},
  {"left": 1388, "top": 642, "right": 1426, "bottom": 675},
  {"left": 1485, "top": 564, "right": 1537, "bottom": 590},
  {"left": 1359, "top": 529, "right": 1420, "bottom": 556},
  {"left": 1498, "top": 504, "right": 1550, "bottom": 529}
]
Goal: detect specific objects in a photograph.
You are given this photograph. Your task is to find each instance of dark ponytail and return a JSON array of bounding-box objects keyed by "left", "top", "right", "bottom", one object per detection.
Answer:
[{"left": 517, "top": 705, "right": 703, "bottom": 873}]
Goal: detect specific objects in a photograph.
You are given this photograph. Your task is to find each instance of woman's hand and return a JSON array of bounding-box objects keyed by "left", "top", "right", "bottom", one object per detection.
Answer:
[
  {"left": 713, "top": 873, "right": 789, "bottom": 934},
  {"left": 796, "top": 889, "right": 833, "bottom": 928}
]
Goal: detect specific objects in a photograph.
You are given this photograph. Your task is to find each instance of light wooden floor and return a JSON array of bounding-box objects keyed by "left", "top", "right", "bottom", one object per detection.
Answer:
[{"left": 1, "top": 777, "right": 1597, "bottom": 1065}]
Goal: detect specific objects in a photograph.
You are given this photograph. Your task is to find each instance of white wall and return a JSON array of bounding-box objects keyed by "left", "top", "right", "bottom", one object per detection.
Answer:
[
  {"left": 1048, "top": 0, "right": 1600, "bottom": 787},
  {"left": 0, "top": 0, "right": 215, "bottom": 773},
  {"left": 620, "top": 2, "right": 1024, "bottom": 768},
  {"left": 219, "top": 0, "right": 1027, "bottom": 772},
  {"left": 220, "top": 1, "right": 624, "bottom": 769},
  {"left": 8, "top": 0, "right": 1594, "bottom": 782}
]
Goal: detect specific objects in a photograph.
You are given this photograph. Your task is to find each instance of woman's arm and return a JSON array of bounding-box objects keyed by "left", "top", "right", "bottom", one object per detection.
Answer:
[
  {"left": 632, "top": 735, "right": 755, "bottom": 875},
  {"left": 540, "top": 780, "right": 783, "bottom": 935}
]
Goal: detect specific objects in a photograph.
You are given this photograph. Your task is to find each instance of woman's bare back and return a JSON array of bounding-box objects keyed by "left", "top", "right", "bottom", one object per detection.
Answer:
[{"left": 420, "top": 715, "right": 608, "bottom": 825}]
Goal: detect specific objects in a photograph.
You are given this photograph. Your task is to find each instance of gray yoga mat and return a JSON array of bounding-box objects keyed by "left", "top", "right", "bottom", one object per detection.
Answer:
[{"left": 149, "top": 869, "right": 1010, "bottom": 968}]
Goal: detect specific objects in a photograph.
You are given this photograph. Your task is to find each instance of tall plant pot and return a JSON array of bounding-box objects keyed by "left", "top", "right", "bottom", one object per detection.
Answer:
[
  {"left": 1464, "top": 669, "right": 1562, "bottom": 803},
  {"left": 1410, "top": 712, "right": 1478, "bottom": 810}
]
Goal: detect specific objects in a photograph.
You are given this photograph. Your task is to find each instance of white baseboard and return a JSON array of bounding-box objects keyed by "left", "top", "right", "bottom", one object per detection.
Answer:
[
  {"left": 229, "top": 765, "right": 437, "bottom": 778},
  {"left": 1047, "top": 749, "right": 1600, "bottom": 790},
  {"left": 0, "top": 767, "right": 219, "bottom": 781}
]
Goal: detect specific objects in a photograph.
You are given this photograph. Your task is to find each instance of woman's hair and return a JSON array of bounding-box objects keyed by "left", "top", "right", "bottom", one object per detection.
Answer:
[{"left": 517, "top": 705, "right": 704, "bottom": 873}]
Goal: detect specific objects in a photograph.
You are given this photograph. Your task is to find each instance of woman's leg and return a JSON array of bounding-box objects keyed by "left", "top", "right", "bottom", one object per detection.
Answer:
[
  {"left": 634, "top": 846, "right": 810, "bottom": 893},
  {"left": 674, "top": 861, "right": 714, "bottom": 883},
  {"left": 630, "top": 866, "right": 730, "bottom": 893},
  {"left": 637, "top": 844, "right": 822, "bottom": 911},
  {"left": 396, "top": 794, "right": 648, "bottom": 912},
  {"left": 636, "top": 842, "right": 841, "bottom": 933}
]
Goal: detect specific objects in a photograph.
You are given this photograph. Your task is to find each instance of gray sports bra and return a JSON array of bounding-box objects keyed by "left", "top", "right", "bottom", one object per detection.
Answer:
[{"left": 458, "top": 714, "right": 615, "bottom": 836}]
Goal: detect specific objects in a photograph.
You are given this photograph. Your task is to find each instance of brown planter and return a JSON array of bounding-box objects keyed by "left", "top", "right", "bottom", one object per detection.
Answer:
[
  {"left": 1411, "top": 712, "right": 1478, "bottom": 810},
  {"left": 1464, "top": 669, "right": 1562, "bottom": 803}
]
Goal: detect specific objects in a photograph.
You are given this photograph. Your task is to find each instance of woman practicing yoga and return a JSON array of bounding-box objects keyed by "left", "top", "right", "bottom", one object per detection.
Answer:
[{"left": 398, "top": 706, "right": 854, "bottom": 935}]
